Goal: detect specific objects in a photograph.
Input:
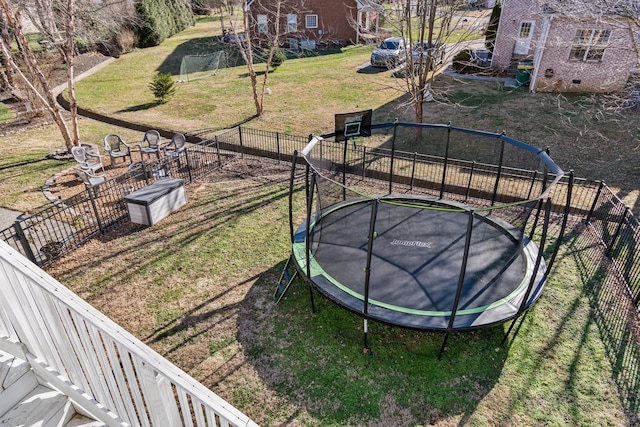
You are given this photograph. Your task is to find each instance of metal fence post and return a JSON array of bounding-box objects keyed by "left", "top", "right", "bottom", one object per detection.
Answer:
[
  {"left": 238, "top": 127, "right": 244, "bottom": 159},
  {"left": 184, "top": 149, "right": 194, "bottom": 183},
  {"left": 13, "top": 220, "right": 37, "bottom": 264},
  {"left": 410, "top": 152, "right": 417, "bottom": 191},
  {"left": 606, "top": 207, "right": 629, "bottom": 257},
  {"left": 87, "top": 188, "right": 105, "bottom": 234},
  {"left": 215, "top": 136, "right": 222, "bottom": 167},
  {"left": 585, "top": 181, "right": 604, "bottom": 224},
  {"left": 362, "top": 145, "right": 367, "bottom": 178}
]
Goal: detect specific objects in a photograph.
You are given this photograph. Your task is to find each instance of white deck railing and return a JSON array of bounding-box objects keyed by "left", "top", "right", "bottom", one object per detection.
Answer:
[{"left": 0, "top": 241, "right": 258, "bottom": 427}]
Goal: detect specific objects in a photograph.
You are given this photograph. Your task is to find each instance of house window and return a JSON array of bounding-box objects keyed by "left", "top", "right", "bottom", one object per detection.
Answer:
[
  {"left": 518, "top": 22, "right": 532, "bottom": 38},
  {"left": 305, "top": 14, "right": 318, "bottom": 29},
  {"left": 569, "top": 29, "right": 611, "bottom": 62},
  {"left": 287, "top": 14, "right": 297, "bottom": 32},
  {"left": 257, "top": 15, "right": 268, "bottom": 34}
]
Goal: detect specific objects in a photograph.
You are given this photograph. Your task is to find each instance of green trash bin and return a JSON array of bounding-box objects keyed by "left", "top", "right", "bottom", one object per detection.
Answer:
[{"left": 516, "top": 61, "right": 534, "bottom": 87}]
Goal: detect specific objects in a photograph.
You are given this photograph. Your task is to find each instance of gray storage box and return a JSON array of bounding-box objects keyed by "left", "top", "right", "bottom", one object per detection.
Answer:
[{"left": 124, "top": 178, "right": 186, "bottom": 226}]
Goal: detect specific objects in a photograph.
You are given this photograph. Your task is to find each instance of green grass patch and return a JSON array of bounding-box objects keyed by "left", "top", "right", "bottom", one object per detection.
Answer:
[
  {"left": 67, "top": 17, "right": 640, "bottom": 193},
  {"left": 51, "top": 175, "right": 634, "bottom": 426},
  {"left": 0, "top": 103, "right": 13, "bottom": 122}
]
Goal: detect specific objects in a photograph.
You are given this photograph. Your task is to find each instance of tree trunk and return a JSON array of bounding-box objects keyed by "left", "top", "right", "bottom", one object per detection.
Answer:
[
  {"left": 237, "top": 2, "right": 262, "bottom": 117},
  {"left": 0, "top": 54, "right": 12, "bottom": 93},
  {"left": 65, "top": 0, "right": 80, "bottom": 146},
  {"left": 0, "top": 11, "right": 15, "bottom": 93}
]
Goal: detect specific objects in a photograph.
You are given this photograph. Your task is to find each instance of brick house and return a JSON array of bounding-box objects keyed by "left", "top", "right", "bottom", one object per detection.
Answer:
[
  {"left": 245, "top": 0, "right": 382, "bottom": 48},
  {"left": 491, "top": 0, "right": 639, "bottom": 92}
]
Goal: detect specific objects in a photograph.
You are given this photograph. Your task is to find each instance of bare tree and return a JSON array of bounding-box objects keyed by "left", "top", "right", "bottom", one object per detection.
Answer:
[
  {"left": 0, "top": 0, "right": 136, "bottom": 151},
  {"left": 539, "top": 0, "right": 640, "bottom": 108},
  {"left": 542, "top": 0, "right": 640, "bottom": 65},
  {"left": 225, "top": 0, "right": 302, "bottom": 117},
  {"left": 375, "top": 0, "right": 483, "bottom": 123},
  {"left": 0, "top": 0, "right": 74, "bottom": 149}
]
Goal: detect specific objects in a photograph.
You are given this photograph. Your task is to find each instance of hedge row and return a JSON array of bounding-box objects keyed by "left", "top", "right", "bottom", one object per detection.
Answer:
[{"left": 136, "top": 0, "right": 195, "bottom": 47}]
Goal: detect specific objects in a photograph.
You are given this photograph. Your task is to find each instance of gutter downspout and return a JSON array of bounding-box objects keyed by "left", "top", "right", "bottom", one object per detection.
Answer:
[{"left": 530, "top": 14, "right": 552, "bottom": 93}]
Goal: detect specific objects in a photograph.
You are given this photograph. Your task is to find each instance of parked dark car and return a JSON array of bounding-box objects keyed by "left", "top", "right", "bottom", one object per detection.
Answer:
[{"left": 370, "top": 37, "right": 408, "bottom": 68}]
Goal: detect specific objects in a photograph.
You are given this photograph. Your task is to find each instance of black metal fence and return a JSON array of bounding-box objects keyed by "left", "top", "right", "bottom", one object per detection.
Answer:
[
  {"left": 1, "top": 126, "right": 639, "bottom": 310},
  {"left": 0, "top": 136, "right": 229, "bottom": 266}
]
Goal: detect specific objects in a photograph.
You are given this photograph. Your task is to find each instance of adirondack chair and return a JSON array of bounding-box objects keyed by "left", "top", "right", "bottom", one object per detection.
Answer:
[
  {"left": 137, "top": 129, "right": 162, "bottom": 160},
  {"left": 71, "top": 146, "right": 104, "bottom": 174},
  {"left": 104, "top": 134, "right": 132, "bottom": 167}
]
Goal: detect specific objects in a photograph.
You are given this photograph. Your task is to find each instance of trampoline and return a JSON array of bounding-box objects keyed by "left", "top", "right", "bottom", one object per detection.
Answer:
[{"left": 284, "top": 121, "right": 571, "bottom": 353}]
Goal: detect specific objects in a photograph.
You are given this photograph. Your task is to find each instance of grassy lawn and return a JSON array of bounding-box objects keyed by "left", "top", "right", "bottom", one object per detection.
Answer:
[
  {"left": 48, "top": 166, "right": 633, "bottom": 426},
  {"left": 0, "top": 119, "right": 147, "bottom": 212},
  {"left": 0, "top": 103, "right": 13, "bottom": 122},
  {"left": 1, "top": 13, "right": 639, "bottom": 426},
  {"left": 69, "top": 17, "right": 640, "bottom": 203}
]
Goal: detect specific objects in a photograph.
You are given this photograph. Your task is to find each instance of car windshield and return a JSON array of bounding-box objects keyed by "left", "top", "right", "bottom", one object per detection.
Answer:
[{"left": 380, "top": 40, "right": 400, "bottom": 50}]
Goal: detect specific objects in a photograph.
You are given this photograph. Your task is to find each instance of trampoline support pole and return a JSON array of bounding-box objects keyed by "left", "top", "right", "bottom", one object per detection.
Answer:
[
  {"left": 362, "top": 199, "right": 379, "bottom": 350},
  {"left": 502, "top": 199, "right": 552, "bottom": 346},
  {"left": 363, "top": 319, "right": 368, "bottom": 349},
  {"left": 529, "top": 168, "right": 549, "bottom": 239},
  {"left": 545, "top": 171, "right": 574, "bottom": 272},
  {"left": 439, "top": 333, "right": 450, "bottom": 360},
  {"left": 306, "top": 171, "right": 317, "bottom": 313},
  {"left": 288, "top": 151, "right": 298, "bottom": 245},
  {"left": 490, "top": 136, "right": 506, "bottom": 207},
  {"left": 343, "top": 137, "right": 348, "bottom": 200},
  {"left": 439, "top": 209, "right": 475, "bottom": 360},
  {"left": 439, "top": 122, "right": 452, "bottom": 200},
  {"left": 389, "top": 119, "right": 398, "bottom": 194}
]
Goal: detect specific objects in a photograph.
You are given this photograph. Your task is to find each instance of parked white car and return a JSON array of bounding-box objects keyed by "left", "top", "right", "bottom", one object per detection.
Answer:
[{"left": 370, "top": 37, "right": 408, "bottom": 68}]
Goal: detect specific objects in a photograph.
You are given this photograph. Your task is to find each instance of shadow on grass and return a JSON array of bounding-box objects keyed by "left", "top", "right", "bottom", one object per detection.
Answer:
[
  {"left": 562, "top": 224, "right": 640, "bottom": 424},
  {"left": 0, "top": 157, "right": 50, "bottom": 171},
  {"left": 116, "top": 102, "right": 158, "bottom": 113},
  {"left": 236, "top": 270, "right": 508, "bottom": 425},
  {"left": 157, "top": 36, "right": 224, "bottom": 75},
  {"left": 356, "top": 64, "right": 390, "bottom": 74}
]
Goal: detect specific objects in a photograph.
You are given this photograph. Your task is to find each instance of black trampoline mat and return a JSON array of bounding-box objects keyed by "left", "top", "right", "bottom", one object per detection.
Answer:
[{"left": 293, "top": 197, "right": 546, "bottom": 330}]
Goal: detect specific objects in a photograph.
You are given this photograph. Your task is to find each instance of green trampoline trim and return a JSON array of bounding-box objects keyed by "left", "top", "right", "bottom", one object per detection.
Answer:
[{"left": 292, "top": 231, "right": 537, "bottom": 318}]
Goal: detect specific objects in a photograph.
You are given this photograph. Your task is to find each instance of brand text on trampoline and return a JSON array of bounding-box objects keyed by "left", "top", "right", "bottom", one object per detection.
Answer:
[{"left": 390, "top": 239, "right": 433, "bottom": 248}]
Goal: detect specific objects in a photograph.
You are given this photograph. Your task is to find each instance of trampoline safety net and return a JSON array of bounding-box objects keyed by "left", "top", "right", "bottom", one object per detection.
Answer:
[{"left": 289, "top": 122, "right": 570, "bottom": 334}]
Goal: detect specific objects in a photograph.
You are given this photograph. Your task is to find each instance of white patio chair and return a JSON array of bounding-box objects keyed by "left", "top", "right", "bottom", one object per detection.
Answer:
[
  {"left": 137, "top": 129, "right": 162, "bottom": 160},
  {"left": 162, "top": 133, "right": 187, "bottom": 167},
  {"left": 71, "top": 146, "right": 104, "bottom": 174},
  {"left": 104, "top": 134, "right": 132, "bottom": 167}
]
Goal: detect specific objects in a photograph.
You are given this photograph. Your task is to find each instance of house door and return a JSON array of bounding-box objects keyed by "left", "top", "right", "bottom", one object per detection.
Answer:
[{"left": 514, "top": 21, "right": 534, "bottom": 55}]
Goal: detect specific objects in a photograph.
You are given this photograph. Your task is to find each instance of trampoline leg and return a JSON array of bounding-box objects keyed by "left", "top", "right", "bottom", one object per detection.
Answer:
[
  {"left": 308, "top": 283, "right": 316, "bottom": 313},
  {"left": 438, "top": 333, "right": 450, "bottom": 360},
  {"left": 501, "top": 311, "right": 528, "bottom": 347},
  {"left": 501, "top": 318, "right": 518, "bottom": 347},
  {"left": 363, "top": 319, "right": 369, "bottom": 350}
]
